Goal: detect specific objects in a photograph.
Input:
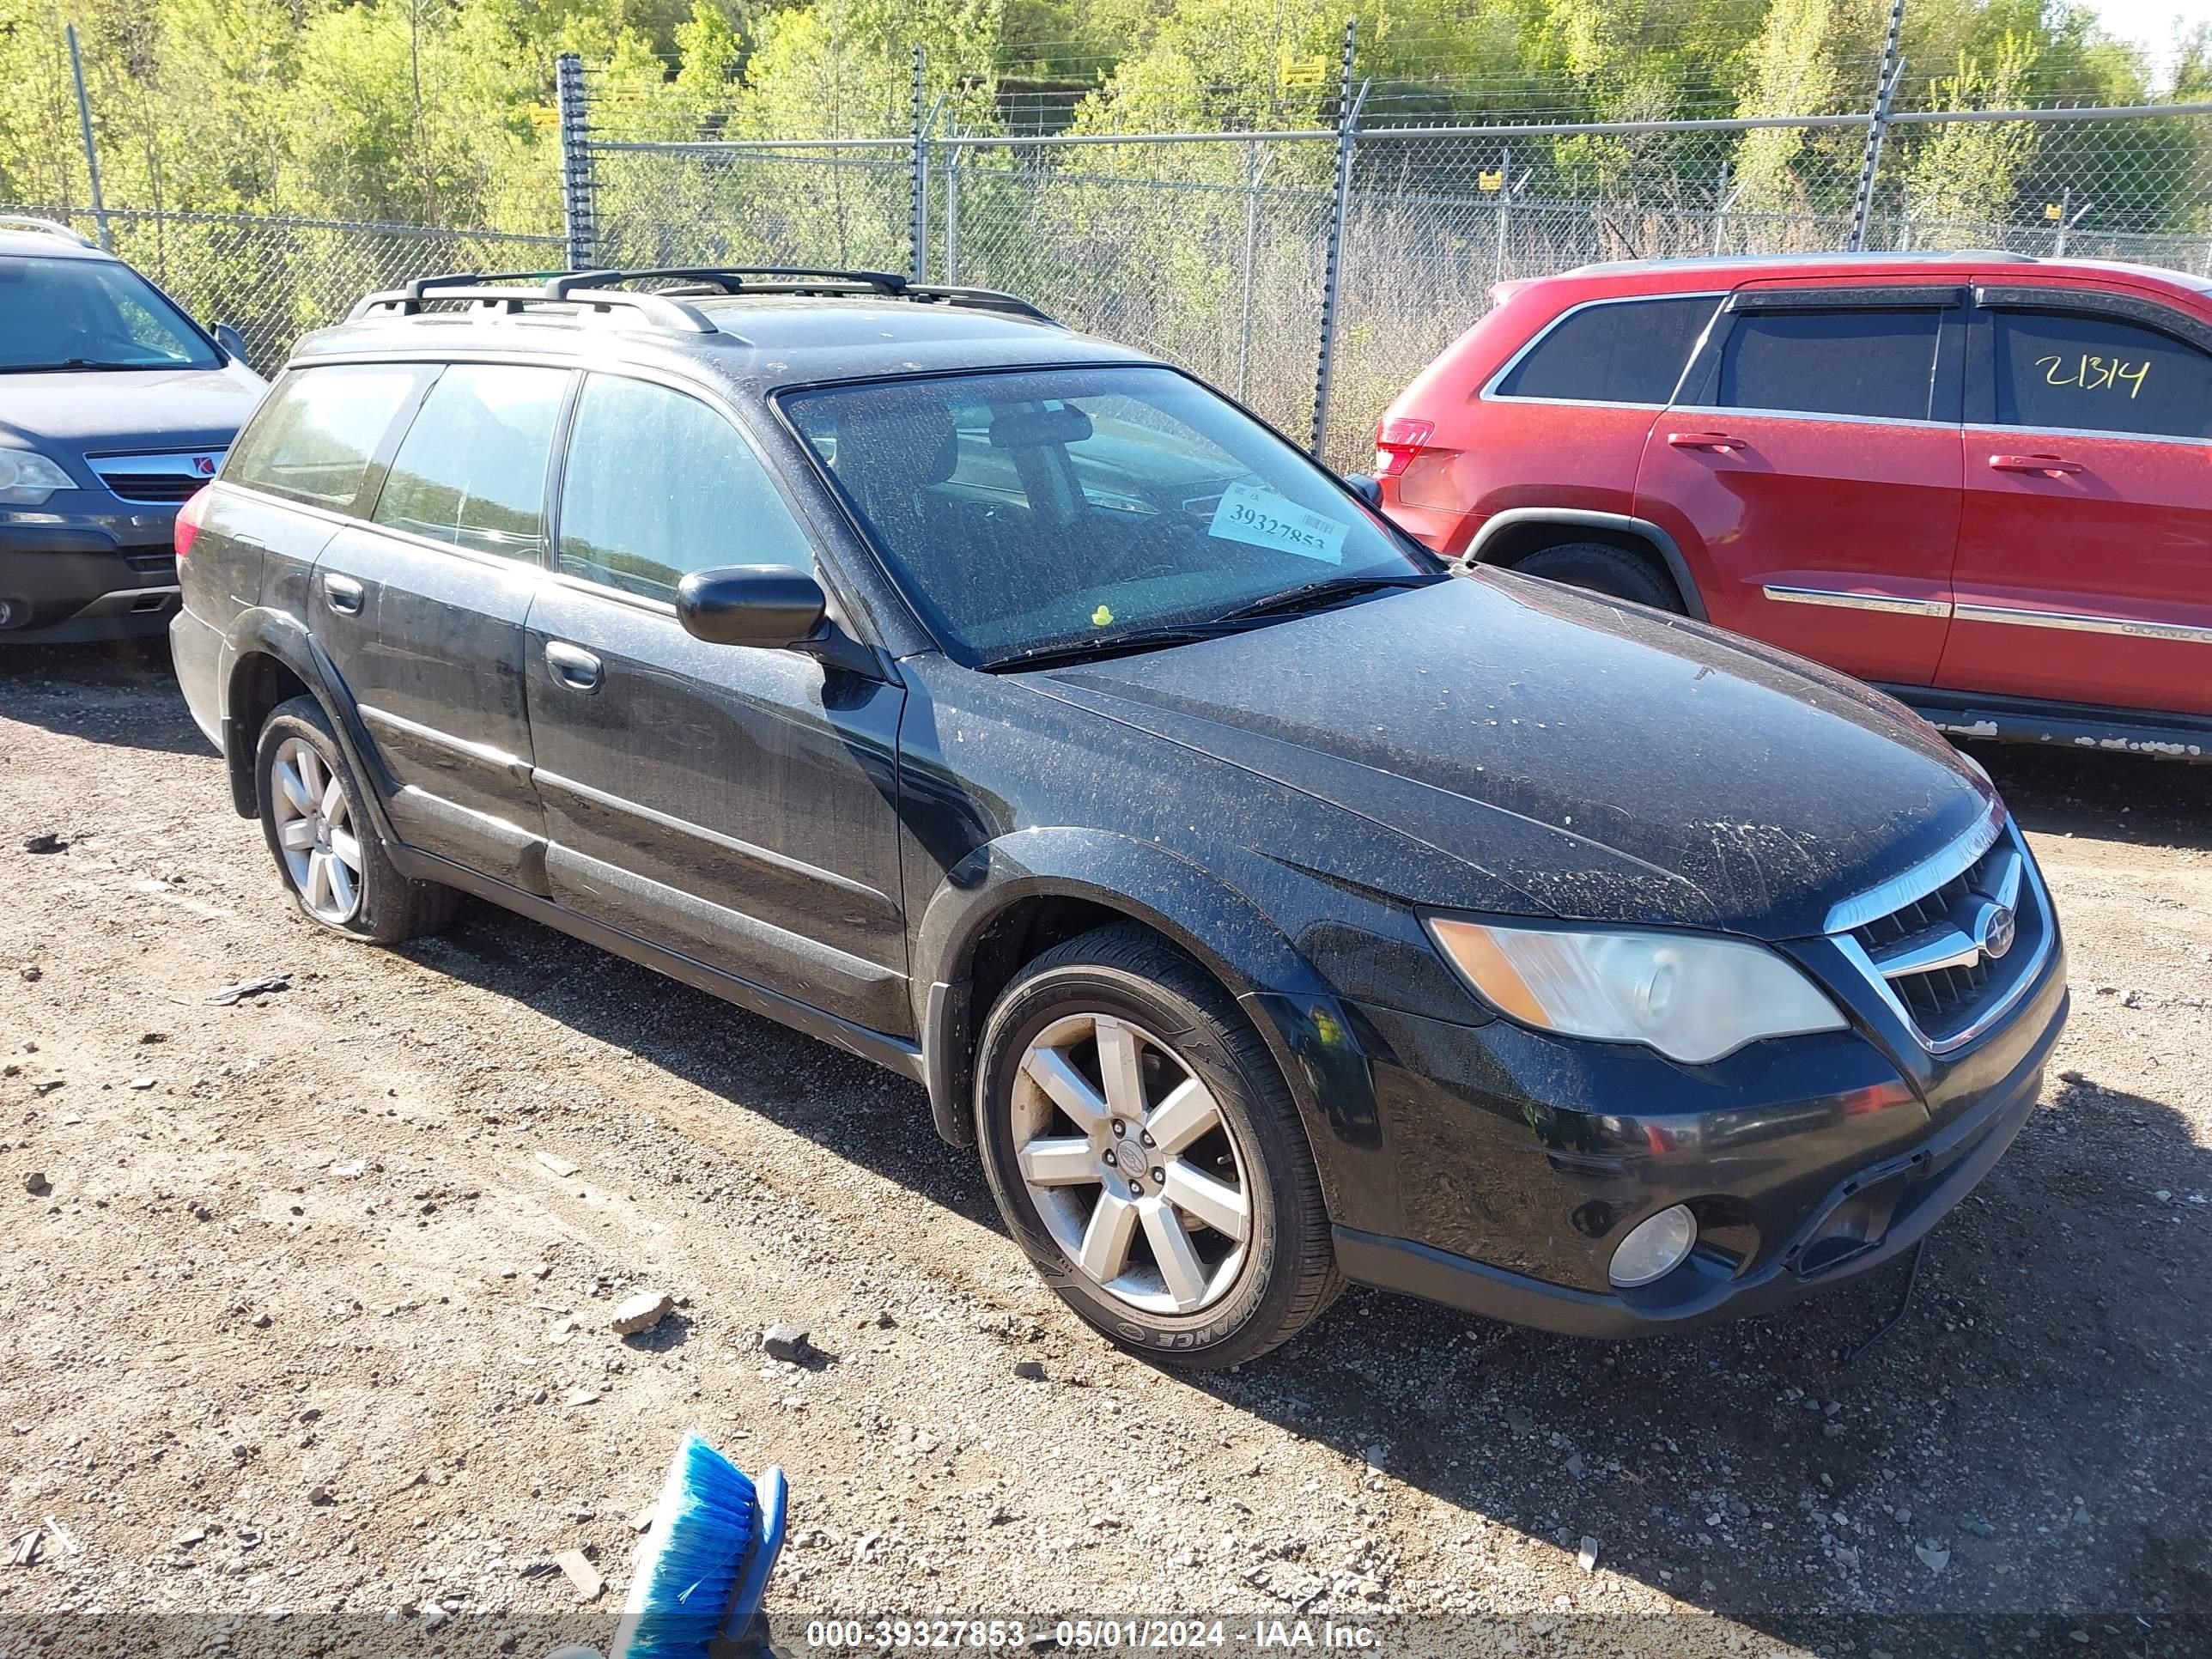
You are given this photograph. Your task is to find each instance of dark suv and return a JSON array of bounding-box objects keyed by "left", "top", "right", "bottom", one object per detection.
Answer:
[
  {"left": 0, "top": 217, "right": 264, "bottom": 642},
  {"left": 172, "top": 268, "right": 2067, "bottom": 1367}
]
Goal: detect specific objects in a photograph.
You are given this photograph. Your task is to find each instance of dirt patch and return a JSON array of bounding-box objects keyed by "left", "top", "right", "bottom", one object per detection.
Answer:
[{"left": 2, "top": 643, "right": 2207, "bottom": 1657}]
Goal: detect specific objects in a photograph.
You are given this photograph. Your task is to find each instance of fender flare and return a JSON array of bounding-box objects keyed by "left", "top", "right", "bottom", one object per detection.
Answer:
[
  {"left": 218, "top": 609, "right": 401, "bottom": 846},
  {"left": 911, "top": 828, "right": 1363, "bottom": 1161},
  {"left": 1464, "top": 507, "right": 1708, "bottom": 622}
]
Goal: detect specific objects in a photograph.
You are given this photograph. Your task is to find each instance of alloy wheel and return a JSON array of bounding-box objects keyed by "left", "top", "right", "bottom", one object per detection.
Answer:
[
  {"left": 1011, "top": 1012, "right": 1253, "bottom": 1316},
  {"left": 269, "top": 737, "right": 363, "bottom": 925}
]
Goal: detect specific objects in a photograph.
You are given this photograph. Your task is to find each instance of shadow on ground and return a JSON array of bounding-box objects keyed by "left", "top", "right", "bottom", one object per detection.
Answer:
[{"left": 0, "top": 640, "right": 210, "bottom": 757}]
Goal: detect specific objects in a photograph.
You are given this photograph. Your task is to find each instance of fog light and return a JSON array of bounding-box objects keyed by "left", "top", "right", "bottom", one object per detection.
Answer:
[{"left": 1609, "top": 1204, "right": 1698, "bottom": 1288}]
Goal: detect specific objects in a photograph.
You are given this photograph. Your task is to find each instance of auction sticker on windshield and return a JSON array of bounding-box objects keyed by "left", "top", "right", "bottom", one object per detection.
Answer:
[{"left": 1207, "top": 481, "right": 1348, "bottom": 564}]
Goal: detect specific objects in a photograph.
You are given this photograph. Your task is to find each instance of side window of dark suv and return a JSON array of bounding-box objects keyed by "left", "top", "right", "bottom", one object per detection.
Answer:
[
  {"left": 371, "top": 363, "right": 568, "bottom": 560},
  {"left": 226, "top": 364, "right": 424, "bottom": 509},
  {"left": 556, "top": 374, "right": 813, "bottom": 604},
  {"left": 1989, "top": 307, "right": 2212, "bottom": 441},
  {"left": 1493, "top": 295, "right": 1717, "bottom": 404}
]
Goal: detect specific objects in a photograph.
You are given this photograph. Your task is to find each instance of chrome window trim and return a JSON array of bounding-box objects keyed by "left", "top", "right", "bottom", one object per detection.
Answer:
[
  {"left": 1480, "top": 394, "right": 1672, "bottom": 412},
  {"left": 1830, "top": 823, "right": 2054, "bottom": 1057},
  {"left": 1951, "top": 603, "right": 2212, "bottom": 647},
  {"left": 1823, "top": 799, "right": 2006, "bottom": 937},
  {"left": 1478, "top": 290, "right": 1727, "bottom": 405},
  {"left": 1761, "top": 584, "right": 1953, "bottom": 619},
  {"left": 1667, "top": 403, "right": 1961, "bottom": 432}
]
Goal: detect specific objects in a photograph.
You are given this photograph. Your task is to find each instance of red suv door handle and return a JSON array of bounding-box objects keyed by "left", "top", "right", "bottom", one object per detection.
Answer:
[
  {"left": 1667, "top": 431, "right": 1745, "bottom": 452},
  {"left": 1989, "top": 453, "right": 2083, "bottom": 477}
]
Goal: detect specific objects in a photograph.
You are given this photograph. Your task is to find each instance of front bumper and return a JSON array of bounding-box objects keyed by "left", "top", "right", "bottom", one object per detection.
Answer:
[
  {"left": 1322, "top": 925, "right": 2068, "bottom": 1337},
  {"left": 0, "top": 513, "right": 180, "bottom": 643}
]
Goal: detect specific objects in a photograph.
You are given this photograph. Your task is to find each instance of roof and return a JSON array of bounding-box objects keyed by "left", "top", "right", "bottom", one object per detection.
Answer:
[
  {"left": 0, "top": 217, "right": 109, "bottom": 259},
  {"left": 294, "top": 282, "right": 1155, "bottom": 392},
  {"left": 1534, "top": 250, "right": 2211, "bottom": 298}
]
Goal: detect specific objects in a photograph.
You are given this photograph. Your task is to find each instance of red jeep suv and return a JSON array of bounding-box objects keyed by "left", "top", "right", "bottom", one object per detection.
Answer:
[{"left": 1374, "top": 252, "right": 2212, "bottom": 760}]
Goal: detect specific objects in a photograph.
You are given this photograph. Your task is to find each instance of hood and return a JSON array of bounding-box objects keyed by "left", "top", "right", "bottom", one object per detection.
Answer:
[
  {"left": 0, "top": 362, "right": 265, "bottom": 454},
  {"left": 1026, "top": 571, "right": 1996, "bottom": 941}
]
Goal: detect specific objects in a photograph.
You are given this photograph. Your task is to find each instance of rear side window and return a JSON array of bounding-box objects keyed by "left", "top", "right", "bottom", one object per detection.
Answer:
[
  {"left": 226, "top": 365, "right": 422, "bottom": 509},
  {"left": 556, "top": 374, "right": 812, "bottom": 603},
  {"left": 1494, "top": 296, "right": 1716, "bottom": 404},
  {"left": 1714, "top": 309, "right": 1943, "bottom": 421},
  {"left": 1990, "top": 308, "right": 2212, "bottom": 441},
  {"left": 373, "top": 364, "right": 568, "bottom": 561}
]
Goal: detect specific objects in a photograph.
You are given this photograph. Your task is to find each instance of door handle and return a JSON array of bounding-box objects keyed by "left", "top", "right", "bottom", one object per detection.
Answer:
[
  {"left": 323, "top": 573, "right": 363, "bottom": 615},
  {"left": 1989, "top": 453, "right": 2083, "bottom": 477},
  {"left": 544, "top": 640, "right": 602, "bottom": 691},
  {"left": 1667, "top": 431, "right": 1746, "bottom": 452}
]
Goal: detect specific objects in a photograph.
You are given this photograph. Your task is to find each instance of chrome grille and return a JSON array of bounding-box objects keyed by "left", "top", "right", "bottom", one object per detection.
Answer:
[
  {"left": 1829, "top": 811, "right": 2047, "bottom": 1052},
  {"left": 98, "top": 473, "right": 207, "bottom": 504},
  {"left": 86, "top": 449, "right": 225, "bottom": 506}
]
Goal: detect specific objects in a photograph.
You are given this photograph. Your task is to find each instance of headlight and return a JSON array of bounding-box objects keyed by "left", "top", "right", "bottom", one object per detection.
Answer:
[
  {"left": 1426, "top": 917, "right": 1845, "bottom": 1064},
  {"left": 0, "top": 450, "right": 77, "bottom": 506}
]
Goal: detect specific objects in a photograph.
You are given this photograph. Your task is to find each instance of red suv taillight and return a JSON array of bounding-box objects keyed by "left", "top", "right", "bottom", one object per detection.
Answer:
[
  {"left": 1373, "top": 416, "right": 1437, "bottom": 479},
  {"left": 173, "top": 485, "right": 210, "bottom": 565}
]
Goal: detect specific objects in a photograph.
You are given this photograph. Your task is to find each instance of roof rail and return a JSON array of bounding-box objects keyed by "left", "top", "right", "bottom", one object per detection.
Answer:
[
  {"left": 345, "top": 267, "right": 1060, "bottom": 334},
  {"left": 908, "top": 284, "right": 1060, "bottom": 325},
  {"left": 398, "top": 269, "right": 563, "bottom": 305},
  {"left": 347, "top": 276, "right": 716, "bottom": 334},
  {"left": 550, "top": 265, "right": 912, "bottom": 297},
  {"left": 0, "top": 216, "right": 97, "bottom": 248},
  {"left": 550, "top": 266, "right": 1058, "bottom": 324}
]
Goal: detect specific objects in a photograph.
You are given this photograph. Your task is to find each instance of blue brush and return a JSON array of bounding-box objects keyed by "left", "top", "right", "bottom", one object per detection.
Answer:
[{"left": 610, "top": 1433, "right": 790, "bottom": 1659}]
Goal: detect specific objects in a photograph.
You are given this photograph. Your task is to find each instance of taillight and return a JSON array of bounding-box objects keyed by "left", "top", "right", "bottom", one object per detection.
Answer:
[
  {"left": 1373, "top": 416, "right": 1436, "bottom": 479},
  {"left": 173, "top": 486, "right": 210, "bottom": 565}
]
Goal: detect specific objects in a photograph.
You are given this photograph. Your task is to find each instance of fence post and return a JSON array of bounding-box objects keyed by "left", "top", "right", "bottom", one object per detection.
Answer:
[
  {"left": 1308, "top": 18, "right": 1363, "bottom": 461},
  {"left": 943, "top": 129, "right": 962, "bottom": 285},
  {"left": 65, "top": 25, "right": 112, "bottom": 252},
  {"left": 1237, "top": 140, "right": 1263, "bottom": 402},
  {"left": 556, "top": 53, "right": 597, "bottom": 271},
  {"left": 909, "top": 46, "right": 928, "bottom": 283},
  {"left": 1849, "top": 0, "right": 1907, "bottom": 252}
]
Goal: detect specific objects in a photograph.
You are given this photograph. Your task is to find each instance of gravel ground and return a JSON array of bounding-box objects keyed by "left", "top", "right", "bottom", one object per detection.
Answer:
[{"left": 2, "top": 641, "right": 2207, "bottom": 1659}]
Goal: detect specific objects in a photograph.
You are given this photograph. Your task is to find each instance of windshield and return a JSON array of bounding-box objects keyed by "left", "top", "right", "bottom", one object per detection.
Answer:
[
  {"left": 0, "top": 255, "right": 222, "bottom": 371},
  {"left": 783, "top": 365, "right": 1434, "bottom": 666}
]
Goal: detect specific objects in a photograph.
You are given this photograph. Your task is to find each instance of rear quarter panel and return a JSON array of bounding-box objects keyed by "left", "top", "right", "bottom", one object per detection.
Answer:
[{"left": 1380, "top": 283, "right": 1665, "bottom": 555}]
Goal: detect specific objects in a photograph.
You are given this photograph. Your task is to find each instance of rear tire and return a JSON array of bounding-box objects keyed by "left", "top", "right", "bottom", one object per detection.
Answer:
[
  {"left": 1513, "top": 541, "right": 1684, "bottom": 612},
  {"left": 974, "top": 922, "right": 1342, "bottom": 1369},
  {"left": 254, "top": 696, "right": 459, "bottom": 945}
]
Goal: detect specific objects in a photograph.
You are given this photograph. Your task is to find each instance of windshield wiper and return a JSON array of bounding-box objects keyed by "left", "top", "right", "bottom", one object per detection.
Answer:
[
  {"left": 1212, "top": 571, "right": 1443, "bottom": 625},
  {"left": 8, "top": 358, "right": 165, "bottom": 374},
  {"left": 980, "top": 624, "right": 1240, "bottom": 672}
]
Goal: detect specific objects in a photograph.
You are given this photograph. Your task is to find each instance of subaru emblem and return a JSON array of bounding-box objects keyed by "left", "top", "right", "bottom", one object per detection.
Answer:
[{"left": 1981, "top": 903, "right": 2016, "bottom": 961}]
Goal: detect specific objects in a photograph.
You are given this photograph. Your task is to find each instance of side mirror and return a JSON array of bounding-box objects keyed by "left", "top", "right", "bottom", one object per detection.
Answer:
[
  {"left": 211, "top": 322, "right": 248, "bottom": 364},
  {"left": 677, "top": 565, "right": 827, "bottom": 649},
  {"left": 1341, "top": 472, "right": 1382, "bottom": 511}
]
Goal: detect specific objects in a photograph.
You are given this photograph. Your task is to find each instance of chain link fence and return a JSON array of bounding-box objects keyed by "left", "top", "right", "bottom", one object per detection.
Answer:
[
  {"left": 577, "top": 49, "right": 2212, "bottom": 470},
  {"left": 3, "top": 204, "right": 566, "bottom": 372}
]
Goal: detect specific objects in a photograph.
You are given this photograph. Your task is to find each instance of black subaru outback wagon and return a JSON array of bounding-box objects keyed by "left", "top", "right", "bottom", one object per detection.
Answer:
[{"left": 173, "top": 268, "right": 2067, "bottom": 1367}]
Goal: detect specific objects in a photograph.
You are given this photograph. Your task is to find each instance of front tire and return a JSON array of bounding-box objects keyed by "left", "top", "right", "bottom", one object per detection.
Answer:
[
  {"left": 254, "top": 696, "right": 459, "bottom": 945},
  {"left": 974, "top": 923, "right": 1341, "bottom": 1368}
]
